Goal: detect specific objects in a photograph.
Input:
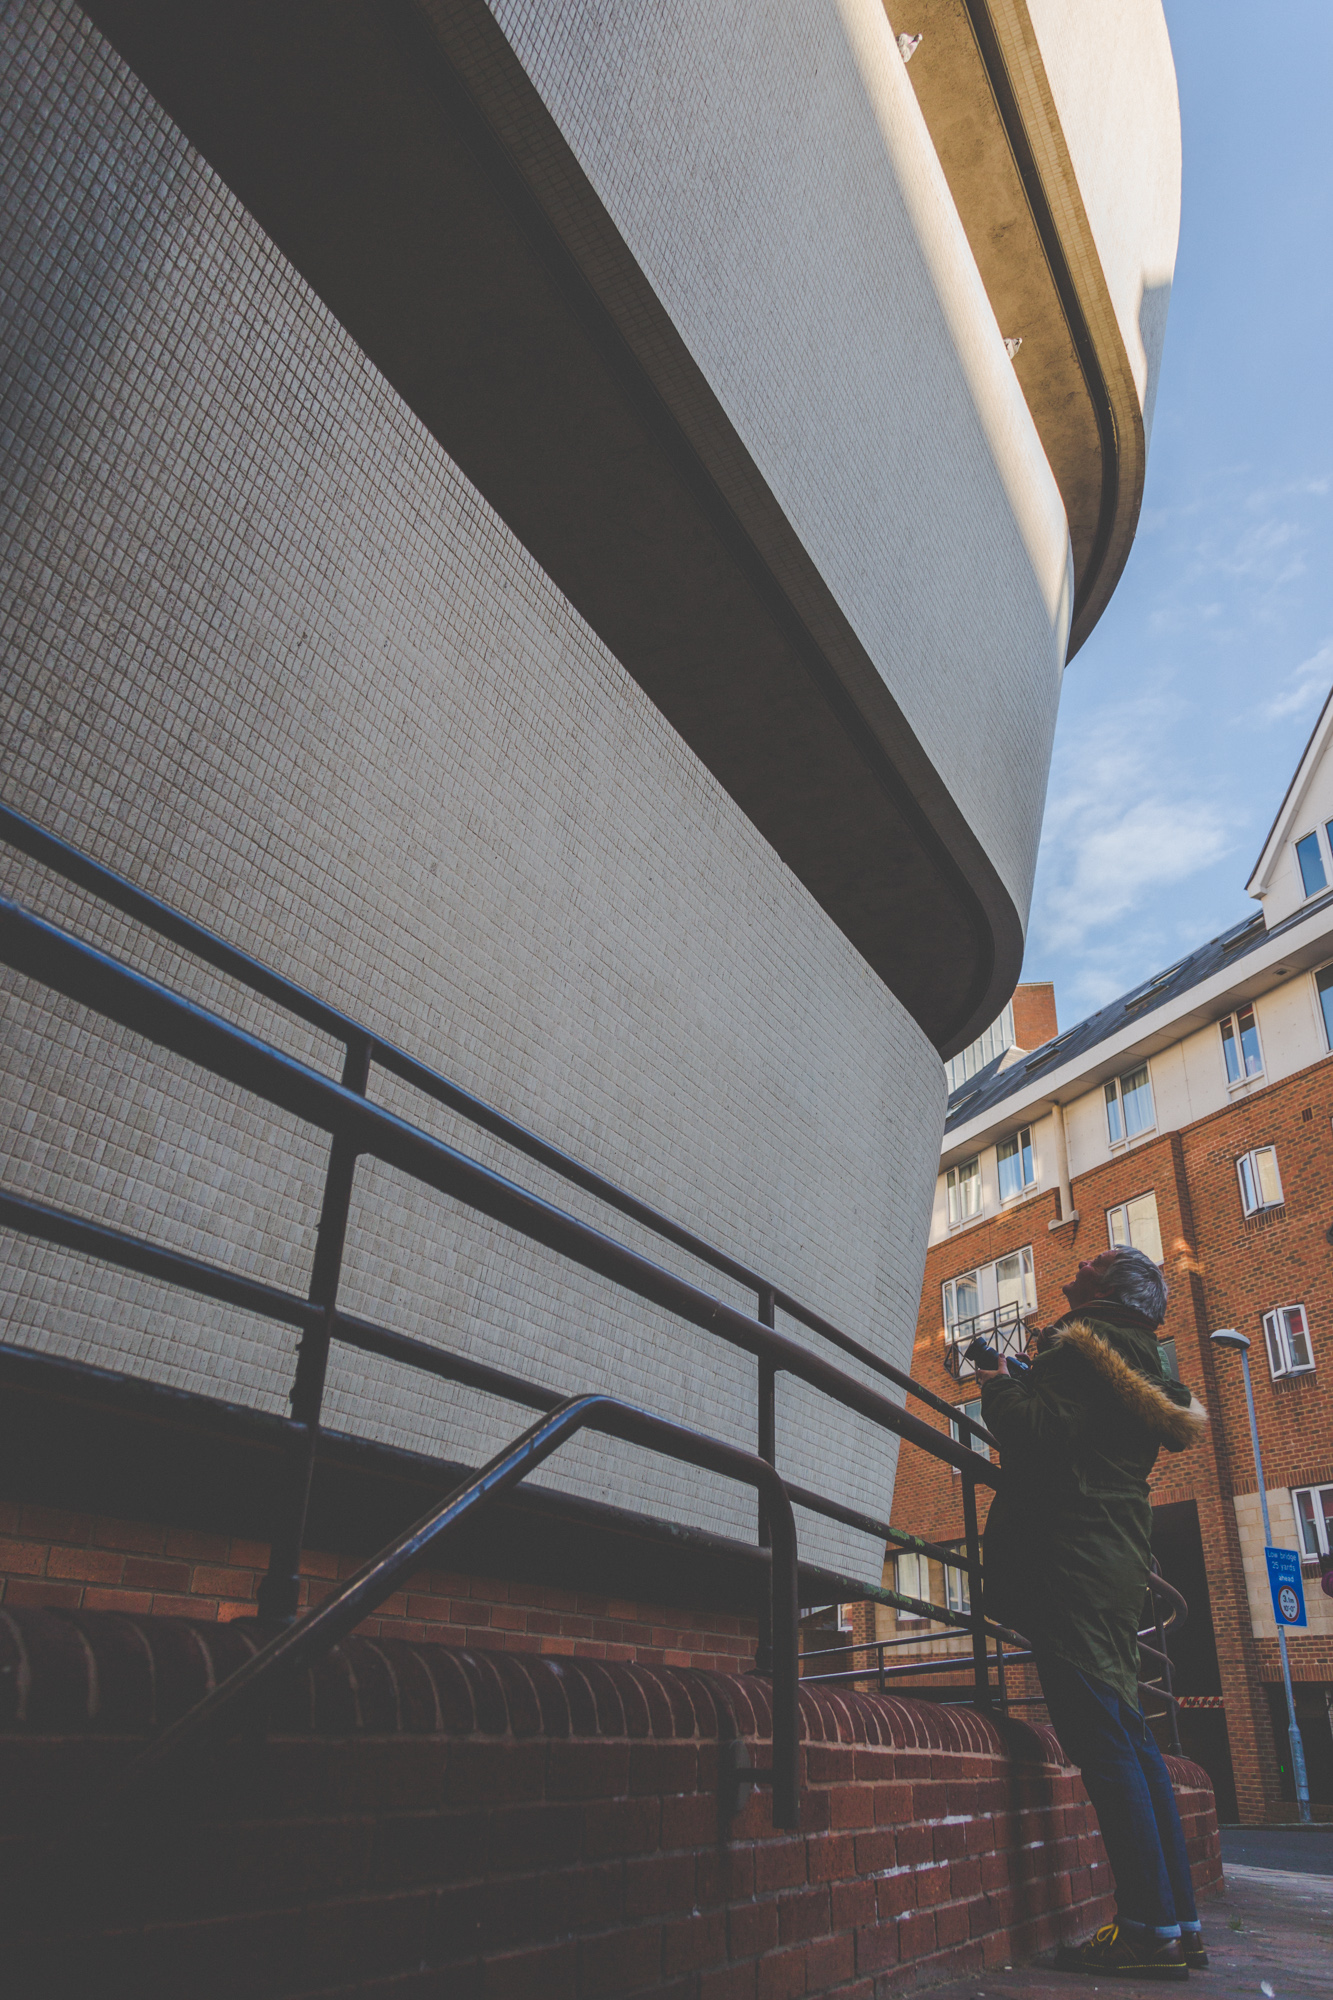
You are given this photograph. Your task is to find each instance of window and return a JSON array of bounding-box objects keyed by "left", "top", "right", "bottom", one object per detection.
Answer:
[
  {"left": 1293, "top": 1485, "right": 1333, "bottom": 1559},
  {"left": 1123, "top": 962, "right": 1186, "bottom": 1016},
  {"left": 945, "top": 1563, "right": 971, "bottom": 1616},
  {"left": 1157, "top": 1338, "right": 1179, "bottom": 1382},
  {"left": 1238, "top": 1146, "right": 1283, "bottom": 1216},
  {"left": 1317, "top": 964, "right": 1333, "bottom": 1051},
  {"left": 950, "top": 1399, "right": 984, "bottom": 1455},
  {"left": 996, "top": 1246, "right": 1035, "bottom": 1318},
  {"left": 1220, "top": 1005, "right": 1264, "bottom": 1085},
  {"left": 1106, "top": 1190, "right": 1164, "bottom": 1264},
  {"left": 946, "top": 1156, "right": 982, "bottom": 1228},
  {"left": 1263, "top": 1305, "right": 1313, "bottom": 1379},
  {"left": 997, "top": 1126, "right": 1036, "bottom": 1201},
  {"left": 943, "top": 1250, "right": 1035, "bottom": 1376},
  {"left": 1296, "top": 829, "right": 1329, "bottom": 899},
  {"left": 895, "top": 1551, "right": 929, "bottom": 1622},
  {"left": 942, "top": 1270, "right": 980, "bottom": 1330},
  {"left": 1105, "top": 1063, "right": 1154, "bottom": 1145},
  {"left": 945, "top": 1001, "right": 1015, "bottom": 1094}
]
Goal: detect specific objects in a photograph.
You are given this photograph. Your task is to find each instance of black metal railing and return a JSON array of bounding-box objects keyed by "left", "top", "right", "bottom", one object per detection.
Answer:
[
  {"left": 799, "top": 1562, "right": 1188, "bottom": 1750},
  {"left": 943, "top": 1304, "right": 1031, "bottom": 1381},
  {"left": 0, "top": 804, "right": 1018, "bottom": 1816}
]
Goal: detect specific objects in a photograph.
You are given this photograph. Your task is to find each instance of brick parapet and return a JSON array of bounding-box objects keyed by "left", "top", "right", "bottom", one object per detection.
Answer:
[
  {"left": 0, "top": 1503, "right": 756, "bottom": 1676},
  {"left": 0, "top": 1615, "right": 1221, "bottom": 1995}
]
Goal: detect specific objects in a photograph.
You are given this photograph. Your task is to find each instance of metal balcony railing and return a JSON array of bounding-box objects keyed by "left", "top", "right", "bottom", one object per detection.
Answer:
[
  {"left": 0, "top": 802, "right": 1023, "bottom": 1824},
  {"left": 943, "top": 1304, "right": 1033, "bottom": 1381}
]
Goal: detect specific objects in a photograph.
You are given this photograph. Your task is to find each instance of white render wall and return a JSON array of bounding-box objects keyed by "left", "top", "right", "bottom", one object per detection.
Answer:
[
  {"left": 0, "top": 1, "right": 955, "bottom": 1580},
  {"left": 929, "top": 964, "right": 1333, "bottom": 1255},
  {"left": 483, "top": 0, "right": 1073, "bottom": 932}
]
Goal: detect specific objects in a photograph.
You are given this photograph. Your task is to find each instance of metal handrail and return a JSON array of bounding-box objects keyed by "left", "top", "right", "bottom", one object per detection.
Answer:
[
  {"left": 0, "top": 805, "right": 1013, "bottom": 1773},
  {"left": 119, "top": 1393, "right": 801, "bottom": 1826},
  {"left": 800, "top": 1568, "right": 1188, "bottom": 1726},
  {"left": 0, "top": 803, "right": 995, "bottom": 1452}
]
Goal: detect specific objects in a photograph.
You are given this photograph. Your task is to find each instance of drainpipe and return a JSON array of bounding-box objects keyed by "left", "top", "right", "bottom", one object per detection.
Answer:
[{"left": 1047, "top": 1100, "right": 1079, "bottom": 1230}]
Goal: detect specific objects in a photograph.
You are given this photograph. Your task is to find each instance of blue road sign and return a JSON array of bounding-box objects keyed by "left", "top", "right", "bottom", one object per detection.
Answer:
[{"left": 1265, "top": 1546, "right": 1307, "bottom": 1628}]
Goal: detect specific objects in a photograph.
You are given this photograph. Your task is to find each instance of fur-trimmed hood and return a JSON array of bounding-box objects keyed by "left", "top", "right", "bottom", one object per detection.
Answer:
[{"left": 1050, "top": 1318, "right": 1208, "bottom": 1448}]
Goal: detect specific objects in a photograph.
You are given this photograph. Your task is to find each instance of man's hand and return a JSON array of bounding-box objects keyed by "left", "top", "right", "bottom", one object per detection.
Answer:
[{"left": 973, "top": 1354, "right": 1009, "bottom": 1379}]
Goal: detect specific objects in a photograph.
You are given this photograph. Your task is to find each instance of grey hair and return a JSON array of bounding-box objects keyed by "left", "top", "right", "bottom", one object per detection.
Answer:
[{"left": 1103, "top": 1245, "right": 1168, "bottom": 1324}]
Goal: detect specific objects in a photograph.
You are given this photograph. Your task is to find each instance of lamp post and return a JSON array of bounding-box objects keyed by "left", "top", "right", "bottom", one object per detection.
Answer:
[{"left": 1210, "top": 1329, "right": 1311, "bottom": 1823}]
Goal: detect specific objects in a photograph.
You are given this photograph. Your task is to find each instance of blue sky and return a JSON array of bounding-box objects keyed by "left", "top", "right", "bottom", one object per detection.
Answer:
[{"left": 1022, "top": 0, "right": 1333, "bottom": 1027}]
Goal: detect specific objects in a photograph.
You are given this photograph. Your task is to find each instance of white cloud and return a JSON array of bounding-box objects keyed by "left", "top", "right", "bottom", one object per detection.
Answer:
[
  {"left": 1258, "top": 638, "right": 1333, "bottom": 723},
  {"left": 1031, "top": 707, "right": 1235, "bottom": 958}
]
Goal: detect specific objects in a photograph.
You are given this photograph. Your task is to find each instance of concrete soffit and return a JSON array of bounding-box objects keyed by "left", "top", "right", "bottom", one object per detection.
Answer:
[
  {"left": 78, "top": 0, "right": 1029, "bottom": 1056},
  {"left": 902, "top": 0, "right": 1147, "bottom": 659}
]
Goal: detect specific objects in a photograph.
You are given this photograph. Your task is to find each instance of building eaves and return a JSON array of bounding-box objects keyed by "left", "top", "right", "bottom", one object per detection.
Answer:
[{"left": 944, "top": 889, "right": 1333, "bottom": 1139}]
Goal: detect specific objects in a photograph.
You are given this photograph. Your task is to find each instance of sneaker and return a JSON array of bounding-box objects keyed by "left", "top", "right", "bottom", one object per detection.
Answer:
[
  {"left": 1055, "top": 1923, "right": 1189, "bottom": 1980},
  {"left": 1180, "top": 1933, "right": 1209, "bottom": 1970}
]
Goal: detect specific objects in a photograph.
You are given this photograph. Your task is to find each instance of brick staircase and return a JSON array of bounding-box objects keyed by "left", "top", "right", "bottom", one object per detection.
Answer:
[{"left": 1, "top": 1608, "right": 1221, "bottom": 1998}]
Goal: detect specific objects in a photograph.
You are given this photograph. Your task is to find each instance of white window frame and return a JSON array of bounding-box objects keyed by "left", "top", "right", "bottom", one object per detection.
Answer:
[
  {"left": 895, "top": 1551, "right": 930, "bottom": 1623},
  {"left": 1294, "top": 823, "right": 1333, "bottom": 901},
  {"left": 1315, "top": 963, "right": 1333, "bottom": 1052},
  {"left": 1105, "top": 1063, "right": 1155, "bottom": 1147},
  {"left": 996, "top": 1126, "right": 1036, "bottom": 1203},
  {"left": 1238, "top": 1145, "right": 1284, "bottom": 1216},
  {"left": 946, "top": 1155, "right": 983, "bottom": 1230},
  {"left": 1219, "top": 1004, "right": 1265, "bottom": 1089},
  {"left": 1106, "top": 1190, "right": 1164, "bottom": 1265},
  {"left": 945, "top": 1563, "right": 971, "bottom": 1616},
  {"left": 1292, "top": 1484, "right": 1333, "bottom": 1559},
  {"left": 942, "top": 1249, "right": 1036, "bottom": 1378},
  {"left": 1262, "top": 1304, "right": 1314, "bottom": 1380}
]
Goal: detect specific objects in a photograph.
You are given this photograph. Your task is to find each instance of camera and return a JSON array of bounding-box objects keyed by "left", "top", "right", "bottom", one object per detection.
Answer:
[{"left": 964, "top": 1335, "right": 1030, "bottom": 1377}]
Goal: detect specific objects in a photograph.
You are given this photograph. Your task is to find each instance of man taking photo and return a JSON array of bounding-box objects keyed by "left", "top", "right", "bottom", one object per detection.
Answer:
[{"left": 974, "top": 1245, "right": 1209, "bottom": 1980}]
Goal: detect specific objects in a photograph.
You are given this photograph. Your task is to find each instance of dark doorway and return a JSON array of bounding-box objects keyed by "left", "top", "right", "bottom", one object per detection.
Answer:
[{"left": 1151, "top": 1501, "right": 1238, "bottom": 1822}]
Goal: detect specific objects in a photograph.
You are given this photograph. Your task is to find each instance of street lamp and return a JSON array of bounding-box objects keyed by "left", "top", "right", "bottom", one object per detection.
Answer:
[{"left": 1210, "top": 1329, "right": 1311, "bottom": 1822}]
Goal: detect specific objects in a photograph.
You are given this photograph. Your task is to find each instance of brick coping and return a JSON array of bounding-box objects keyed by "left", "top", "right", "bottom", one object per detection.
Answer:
[{"left": 0, "top": 1608, "right": 1211, "bottom": 1795}]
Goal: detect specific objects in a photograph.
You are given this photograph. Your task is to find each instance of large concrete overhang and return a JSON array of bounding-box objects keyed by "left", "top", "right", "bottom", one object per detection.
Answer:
[
  {"left": 78, "top": 0, "right": 1050, "bottom": 1060},
  {"left": 901, "top": 0, "right": 1162, "bottom": 658}
]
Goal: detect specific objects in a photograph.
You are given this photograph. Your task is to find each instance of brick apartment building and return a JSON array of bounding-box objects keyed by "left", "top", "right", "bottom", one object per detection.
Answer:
[{"left": 849, "top": 696, "right": 1333, "bottom": 1826}]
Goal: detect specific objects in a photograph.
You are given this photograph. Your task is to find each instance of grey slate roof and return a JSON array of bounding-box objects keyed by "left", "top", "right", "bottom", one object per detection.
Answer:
[{"left": 944, "top": 888, "right": 1333, "bottom": 1135}]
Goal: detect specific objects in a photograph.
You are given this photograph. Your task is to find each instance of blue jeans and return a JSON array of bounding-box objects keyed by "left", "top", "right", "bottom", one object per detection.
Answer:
[{"left": 1036, "top": 1654, "right": 1198, "bottom": 1930}]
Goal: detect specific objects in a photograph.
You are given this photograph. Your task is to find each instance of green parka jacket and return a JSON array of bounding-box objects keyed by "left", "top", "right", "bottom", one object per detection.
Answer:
[{"left": 979, "top": 1301, "right": 1207, "bottom": 1707}]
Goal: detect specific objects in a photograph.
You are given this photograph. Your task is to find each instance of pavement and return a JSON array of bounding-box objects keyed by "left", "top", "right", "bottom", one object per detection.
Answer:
[{"left": 922, "top": 1848, "right": 1332, "bottom": 2000}]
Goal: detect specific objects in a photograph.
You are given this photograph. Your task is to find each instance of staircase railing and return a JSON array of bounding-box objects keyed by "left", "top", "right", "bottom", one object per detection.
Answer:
[{"left": 1, "top": 803, "right": 1023, "bottom": 1812}]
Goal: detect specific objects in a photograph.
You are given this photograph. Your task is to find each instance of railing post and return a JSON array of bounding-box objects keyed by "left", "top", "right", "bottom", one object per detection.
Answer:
[
  {"left": 257, "top": 1032, "right": 372, "bottom": 1625},
  {"left": 754, "top": 1286, "right": 777, "bottom": 1675},
  {"left": 960, "top": 1469, "right": 991, "bottom": 1713}
]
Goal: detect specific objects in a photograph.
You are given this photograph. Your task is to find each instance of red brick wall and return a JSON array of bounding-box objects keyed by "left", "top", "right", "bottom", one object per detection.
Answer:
[
  {"left": 3, "top": 1618, "right": 1221, "bottom": 1996},
  {"left": 0, "top": 1500, "right": 756, "bottom": 1674},
  {"left": 1012, "top": 984, "right": 1058, "bottom": 1052},
  {"left": 894, "top": 1053, "right": 1333, "bottom": 1822}
]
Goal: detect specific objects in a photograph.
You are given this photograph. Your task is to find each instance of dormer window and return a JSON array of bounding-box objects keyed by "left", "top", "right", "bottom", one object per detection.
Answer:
[{"left": 1295, "top": 827, "right": 1332, "bottom": 899}]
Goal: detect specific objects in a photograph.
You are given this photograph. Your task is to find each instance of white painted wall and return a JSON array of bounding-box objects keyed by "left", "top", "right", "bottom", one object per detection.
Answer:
[{"left": 932, "top": 967, "right": 1333, "bottom": 1244}]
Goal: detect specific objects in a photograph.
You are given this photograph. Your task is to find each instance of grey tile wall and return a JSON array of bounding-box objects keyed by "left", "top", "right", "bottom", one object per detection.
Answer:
[{"left": 0, "top": 0, "right": 945, "bottom": 1579}]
